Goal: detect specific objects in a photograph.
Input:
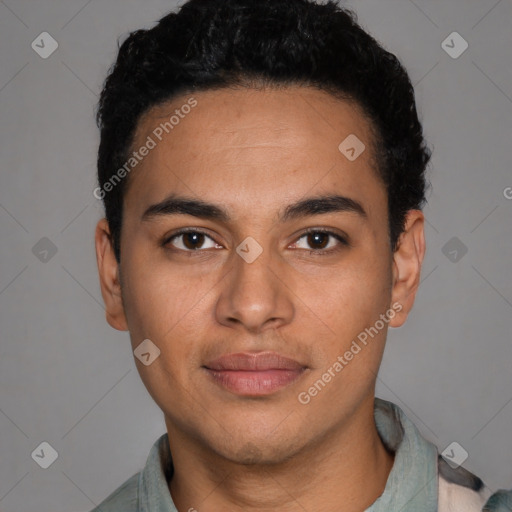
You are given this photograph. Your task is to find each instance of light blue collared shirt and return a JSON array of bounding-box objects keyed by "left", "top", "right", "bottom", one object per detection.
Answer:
[{"left": 90, "top": 397, "right": 511, "bottom": 511}]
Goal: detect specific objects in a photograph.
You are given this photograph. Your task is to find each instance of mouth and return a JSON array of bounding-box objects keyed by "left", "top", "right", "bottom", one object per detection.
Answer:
[{"left": 203, "top": 351, "right": 308, "bottom": 396}]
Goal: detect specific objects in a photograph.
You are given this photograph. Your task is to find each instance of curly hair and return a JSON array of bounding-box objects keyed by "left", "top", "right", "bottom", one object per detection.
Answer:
[{"left": 96, "top": 0, "right": 431, "bottom": 263}]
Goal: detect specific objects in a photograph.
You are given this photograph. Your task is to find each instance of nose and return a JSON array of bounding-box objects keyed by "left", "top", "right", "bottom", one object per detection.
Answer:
[{"left": 214, "top": 240, "right": 295, "bottom": 334}]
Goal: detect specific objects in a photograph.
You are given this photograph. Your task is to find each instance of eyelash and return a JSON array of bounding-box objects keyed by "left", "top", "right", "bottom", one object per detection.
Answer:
[{"left": 162, "top": 228, "right": 349, "bottom": 256}]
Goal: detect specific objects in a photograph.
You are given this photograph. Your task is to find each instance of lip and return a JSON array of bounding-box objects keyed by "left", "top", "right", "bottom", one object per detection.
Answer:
[{"left": 203, "top": 352, "right": 307, "bottom": 396}]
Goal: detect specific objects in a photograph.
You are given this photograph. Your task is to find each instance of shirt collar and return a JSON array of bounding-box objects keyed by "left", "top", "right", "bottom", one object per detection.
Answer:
[
  {"left": 367, "top": 397, "right": 438, "bottom": 511},
  {"left": 139, "top": 432, "right": 176, "bottom": 512},
  {"left": 138, "top": 397, "right": 439, "bottom": 512}
]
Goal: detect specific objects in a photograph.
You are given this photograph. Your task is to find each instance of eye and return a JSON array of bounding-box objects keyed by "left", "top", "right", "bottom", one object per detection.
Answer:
[
  {"left": 163, "top": 229, "right": 222, "bottom": 251},
  {"left": 292, "top": 229, "right": 348, "bottom": 253}
]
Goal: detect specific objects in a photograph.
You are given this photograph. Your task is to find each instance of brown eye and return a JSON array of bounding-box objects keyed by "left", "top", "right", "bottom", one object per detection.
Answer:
[
  {"left": 164, "top": 230, "right": 220, "bottom": 251},
  {"left": 182, "top": 232, "right": 206, "bottom": 250},
  {"left": 293, "top": 229, "right": 348, "bottom": 253},
  {"left": 306, "top": 232, "right": 329, "bottom": 249}
]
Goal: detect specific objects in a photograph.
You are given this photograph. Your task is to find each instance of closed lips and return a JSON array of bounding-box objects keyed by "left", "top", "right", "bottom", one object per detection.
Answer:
[{"left": 204, "top": 352, "right": 306, "bottom": 371}]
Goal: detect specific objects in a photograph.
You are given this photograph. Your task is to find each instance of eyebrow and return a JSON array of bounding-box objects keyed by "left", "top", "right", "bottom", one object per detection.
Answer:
[{"left": 141, "top": 193, "right": 367, "bottom": 223}]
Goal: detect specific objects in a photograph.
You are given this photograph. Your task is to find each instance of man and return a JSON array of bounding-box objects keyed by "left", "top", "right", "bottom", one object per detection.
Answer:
[{"left": 92, "top": 0, "right": 512, "bottom": 510}]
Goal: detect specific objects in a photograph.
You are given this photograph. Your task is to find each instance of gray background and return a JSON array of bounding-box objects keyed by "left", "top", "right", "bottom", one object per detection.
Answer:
[{"left": 0, "top": 0, "right": 511, "bottom": 510}]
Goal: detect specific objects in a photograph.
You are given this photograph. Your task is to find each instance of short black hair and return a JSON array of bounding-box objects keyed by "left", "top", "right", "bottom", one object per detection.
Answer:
[{"left": 96, "top": 0, "right": 431, "bottom": 263}]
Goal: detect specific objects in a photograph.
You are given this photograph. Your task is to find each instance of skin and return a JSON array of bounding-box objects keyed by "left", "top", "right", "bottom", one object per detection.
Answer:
[{"left": 95, "top": 85, "right": 425, "bottom": 512}]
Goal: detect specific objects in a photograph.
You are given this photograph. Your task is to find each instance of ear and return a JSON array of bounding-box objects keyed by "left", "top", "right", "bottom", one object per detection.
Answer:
[
  {"left": 95, "top": 218, "right": 128, "bottom": 331},
  {"left": 389, "top": 210, "right": 426, "bottom": 327}
]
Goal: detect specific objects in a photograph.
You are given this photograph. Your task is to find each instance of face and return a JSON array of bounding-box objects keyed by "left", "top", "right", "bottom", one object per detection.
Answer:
[{"left": 96, "top": 85, "right": 424, "bottom": 464}]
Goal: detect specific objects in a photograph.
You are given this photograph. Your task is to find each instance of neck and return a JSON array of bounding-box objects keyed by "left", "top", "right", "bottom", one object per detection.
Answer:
[{"left": 166, "top": 395, "right": 395, "bottom": 512}]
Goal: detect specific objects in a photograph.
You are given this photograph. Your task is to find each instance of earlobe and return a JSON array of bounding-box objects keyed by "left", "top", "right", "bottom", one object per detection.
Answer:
[
  {"left": 95, "top": 218, "right": 128, "bottom": 331},
  {"left": 389, "top": 210, "right": 425, "bottom": 328}
]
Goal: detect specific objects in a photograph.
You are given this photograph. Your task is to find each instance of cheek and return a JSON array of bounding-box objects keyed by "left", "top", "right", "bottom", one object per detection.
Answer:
[
  {"left": 121, "top": 259, "right": 219, "bottom": 385},
  {"left": 120, "top": 254, "right": 201, "bottom": 344},
  {"left": 298, "top": 258, "right": 392, "bottom": 340},
  {"left": 122, "top": 268, "right": 206, "bottom": 404}
]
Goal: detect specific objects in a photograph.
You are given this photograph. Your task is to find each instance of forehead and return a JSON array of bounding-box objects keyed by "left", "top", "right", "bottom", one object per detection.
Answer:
[{"left": 124, "top": 85, "right": 384, "bottom": 219}]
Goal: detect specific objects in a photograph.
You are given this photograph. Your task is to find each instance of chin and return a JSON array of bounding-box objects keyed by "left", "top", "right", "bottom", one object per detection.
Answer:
[{"left": 216, "top": 437, "right": 303, "bottom": 466}]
